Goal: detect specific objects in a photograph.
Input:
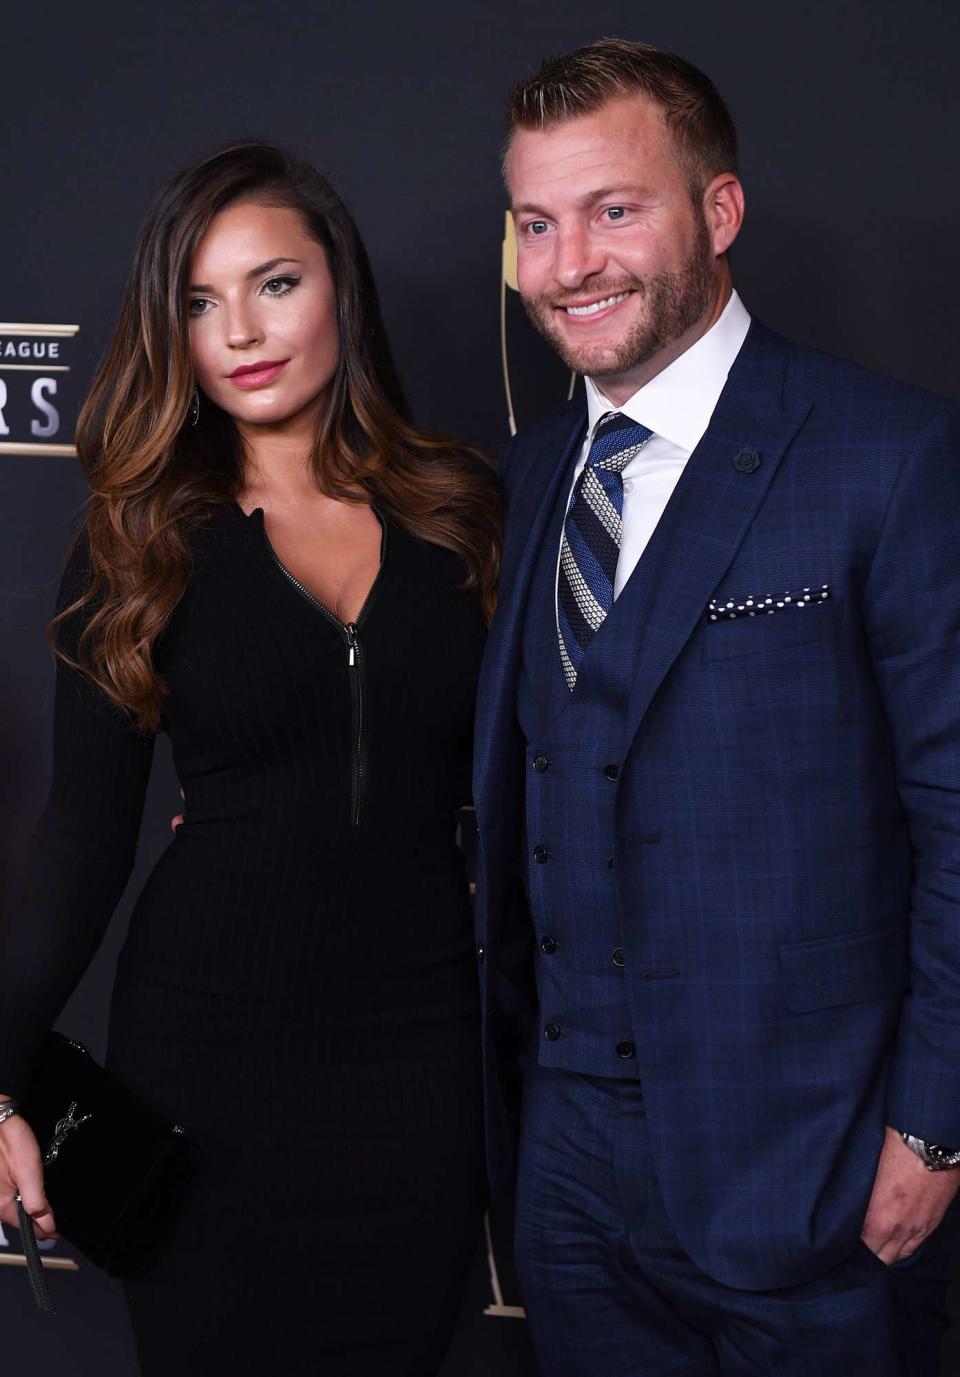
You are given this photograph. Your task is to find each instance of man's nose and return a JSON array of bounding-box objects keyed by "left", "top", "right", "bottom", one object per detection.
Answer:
[{"left": 554, "top": 225, "right": 604, "bottom": 290}]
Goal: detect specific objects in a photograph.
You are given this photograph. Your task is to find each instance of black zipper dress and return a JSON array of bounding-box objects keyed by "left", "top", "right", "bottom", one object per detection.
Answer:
[{"left": 0, "top": 502, "right": 487, "bottom": 1375}]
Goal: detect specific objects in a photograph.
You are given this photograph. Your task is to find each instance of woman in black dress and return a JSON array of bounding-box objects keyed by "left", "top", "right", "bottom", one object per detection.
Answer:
[{"left": 0, "top": 142, "right": 499, "bottom": 1375}]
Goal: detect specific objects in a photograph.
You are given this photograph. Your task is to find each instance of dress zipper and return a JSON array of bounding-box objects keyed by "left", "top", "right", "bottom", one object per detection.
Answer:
[
  {"left": 263, "top": 521, "right": 385, "bottom": 830},
  {"left": 344, "top": 623, "right": 364, "bottom": 826}
]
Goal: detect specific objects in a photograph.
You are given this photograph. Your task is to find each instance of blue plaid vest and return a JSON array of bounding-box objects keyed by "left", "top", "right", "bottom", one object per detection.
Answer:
[{"left": 517, "top": 464, "right": 642, "bottom": 1078}]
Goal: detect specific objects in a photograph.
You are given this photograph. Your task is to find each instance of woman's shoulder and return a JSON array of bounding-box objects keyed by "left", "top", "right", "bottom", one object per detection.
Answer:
[
  {"left": 185, "top": 499, "right": 261, "bottom": 562},
  {"left": 383, "top": 513, "right": 485, "bottom": 615},
  {"left": 62, "top": 500, "right": 250, "bottom": 578}
]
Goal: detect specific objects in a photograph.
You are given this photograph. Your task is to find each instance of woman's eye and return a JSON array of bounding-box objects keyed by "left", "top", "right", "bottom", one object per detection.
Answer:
[
  {"left": 187, "top": 298, "right": 211, "bottom": 318},
  {"left": 262, "top": 275, "right": 300, "bottom": 296}
]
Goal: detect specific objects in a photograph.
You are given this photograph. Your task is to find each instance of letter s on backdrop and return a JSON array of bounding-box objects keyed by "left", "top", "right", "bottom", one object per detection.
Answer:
[{"left": 30, "top": 378, "right": 59, "bottom": 438}]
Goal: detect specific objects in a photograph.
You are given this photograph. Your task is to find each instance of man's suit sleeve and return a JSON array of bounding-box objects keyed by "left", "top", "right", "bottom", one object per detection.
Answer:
[{"left": 865, "top": 401, "right": 960, "bottom": 1145}]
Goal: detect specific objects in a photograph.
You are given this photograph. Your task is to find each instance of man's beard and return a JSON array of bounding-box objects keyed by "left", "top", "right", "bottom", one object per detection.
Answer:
[{"left": 521, "top": 216, "right": 715, "bottom": 380}]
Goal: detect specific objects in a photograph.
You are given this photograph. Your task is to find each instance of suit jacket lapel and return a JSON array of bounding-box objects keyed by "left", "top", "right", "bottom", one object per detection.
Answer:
[{"left": 618, "top": 325, "right": 812, "bottom": 752}]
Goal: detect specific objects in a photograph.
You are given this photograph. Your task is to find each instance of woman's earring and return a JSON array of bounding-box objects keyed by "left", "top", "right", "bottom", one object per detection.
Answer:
[{"left": 188, "top": 388, "right": 200, "bottom": 427}]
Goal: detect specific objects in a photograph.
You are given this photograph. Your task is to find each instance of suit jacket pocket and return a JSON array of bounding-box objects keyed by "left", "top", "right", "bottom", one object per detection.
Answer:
[
  {"left": 701, "top": 598, "right": 841, "bottom": 663},
  {"left": 779, "top": 925, "right": 907, "bottom": 1013}
]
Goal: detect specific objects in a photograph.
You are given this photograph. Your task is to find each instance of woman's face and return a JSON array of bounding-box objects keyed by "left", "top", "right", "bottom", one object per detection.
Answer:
[{"left": 187, "top": 200, "right": 339, "bottom": 429}]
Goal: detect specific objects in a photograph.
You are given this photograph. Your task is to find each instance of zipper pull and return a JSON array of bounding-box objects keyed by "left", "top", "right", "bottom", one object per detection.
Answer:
[{"left": 346, "top": 625, "right": 359, "bottom": 667}]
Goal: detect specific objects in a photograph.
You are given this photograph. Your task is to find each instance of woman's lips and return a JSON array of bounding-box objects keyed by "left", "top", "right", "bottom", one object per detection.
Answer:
[{"left": 228, "top": 360, "right": 289, "bottom": 389}]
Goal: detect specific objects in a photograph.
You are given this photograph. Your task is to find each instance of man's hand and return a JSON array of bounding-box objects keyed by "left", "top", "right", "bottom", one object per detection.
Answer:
[{"left": 861, "top": 1125, "right": 960, "bottom": 1263}]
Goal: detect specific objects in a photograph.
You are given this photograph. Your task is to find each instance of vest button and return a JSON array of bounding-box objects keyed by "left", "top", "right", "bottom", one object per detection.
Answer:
[
  {"left": 533, "top": 844, "right": 550, "bottom": 864},
  {"left": 540, "top": 935, "right": 557, "bottom": 955},
  {"left": 616, "top": 1040, "right": 636, "bottom": 1059},
  {"left": 612, "top": 947, "right": 625, "bottom": 967},
  {"left": 544, "top": 1023, "right": 561, "bottom": 1042},
  {"left": 604, "top": 763, "right": 619, "bottom": 781},
  {"left": 532, "top": 753, "right": 550, "bottom": 773},
  {"left": 476, "top": 944, "right": 485, "bottom": 964}
]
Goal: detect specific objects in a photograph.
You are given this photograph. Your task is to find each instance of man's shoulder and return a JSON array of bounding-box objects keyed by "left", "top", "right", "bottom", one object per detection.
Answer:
[
  {"left": 756, "top": 323, "right": 958, "bottom": 434},
  {"left": 509, "top": 400, "right": 584, "bottom": 452},
  {"left": 500, "top": 400, "right": 585, "bottom": 494}
]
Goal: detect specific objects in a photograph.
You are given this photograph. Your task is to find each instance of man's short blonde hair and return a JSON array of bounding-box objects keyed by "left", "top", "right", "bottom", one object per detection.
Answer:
[{"left": 505, "top": 37, "right": 739, "bottom": 195}]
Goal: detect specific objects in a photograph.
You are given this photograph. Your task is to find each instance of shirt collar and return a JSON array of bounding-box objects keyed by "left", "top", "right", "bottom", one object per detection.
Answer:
[{"left": 584, "top": 289, "right": 752, "bottom": 455}]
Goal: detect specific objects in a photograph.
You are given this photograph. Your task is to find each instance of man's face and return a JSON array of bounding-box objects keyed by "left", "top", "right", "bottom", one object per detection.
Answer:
[{"left": 507, "top": 95, "right": 727, "bottom": 392}]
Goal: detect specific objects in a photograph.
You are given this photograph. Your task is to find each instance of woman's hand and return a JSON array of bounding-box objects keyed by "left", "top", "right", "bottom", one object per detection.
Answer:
[{"left": 0, "top": 1102, "right": 58, "bottom": 1240}]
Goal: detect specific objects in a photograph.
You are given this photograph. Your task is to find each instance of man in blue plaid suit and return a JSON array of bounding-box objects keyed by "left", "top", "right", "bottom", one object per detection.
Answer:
[{"left": 473, "top": 38, "right": 960, "bottom": 1375}]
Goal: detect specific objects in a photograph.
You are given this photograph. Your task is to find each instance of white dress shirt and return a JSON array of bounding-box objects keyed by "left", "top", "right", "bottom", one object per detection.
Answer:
[{"left": 558, "top": 290, "right": 752, "bottom": 608}]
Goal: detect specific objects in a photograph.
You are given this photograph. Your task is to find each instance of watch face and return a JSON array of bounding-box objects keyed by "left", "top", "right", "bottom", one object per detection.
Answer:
[
  {"left": 901, "top": 1132, "right": 960, "bottom": 1170},
  {"left": 929, "top": 1143, "right": 960, "bottom": 1168},
  {"left": 914, "top": 1139, "right": 960, "bottom": 1170}
]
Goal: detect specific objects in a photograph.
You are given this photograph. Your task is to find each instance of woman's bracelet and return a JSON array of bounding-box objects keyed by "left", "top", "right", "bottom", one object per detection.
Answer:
[{"left": 0, "top": 1100, "right": 22, "bottom": 1127}]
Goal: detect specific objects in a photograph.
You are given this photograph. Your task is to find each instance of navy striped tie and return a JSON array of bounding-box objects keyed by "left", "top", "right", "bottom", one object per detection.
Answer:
[{"left": 557, "top": 411, "right": 653, "bottom": 690}]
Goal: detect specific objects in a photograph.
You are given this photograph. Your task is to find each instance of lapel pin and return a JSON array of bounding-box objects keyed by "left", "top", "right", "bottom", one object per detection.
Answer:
[{"left": 733, "top": 448, "right": 761, "bottom": 473}]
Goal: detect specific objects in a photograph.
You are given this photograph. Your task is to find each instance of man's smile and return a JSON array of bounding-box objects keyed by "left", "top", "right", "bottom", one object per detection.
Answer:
[{"left": 557, "top": 290, "right": 636, "bottom": 322}]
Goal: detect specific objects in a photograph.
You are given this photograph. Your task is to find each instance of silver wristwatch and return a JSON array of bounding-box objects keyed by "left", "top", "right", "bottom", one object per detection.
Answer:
[{"left": 900, "top": 1131, "right": 960, "bottom": 1171}]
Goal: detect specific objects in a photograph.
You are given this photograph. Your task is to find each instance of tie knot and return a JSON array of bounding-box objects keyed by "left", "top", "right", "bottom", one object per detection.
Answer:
[{"left": 588, "top": 411, "right": 653, "bottom": 473}]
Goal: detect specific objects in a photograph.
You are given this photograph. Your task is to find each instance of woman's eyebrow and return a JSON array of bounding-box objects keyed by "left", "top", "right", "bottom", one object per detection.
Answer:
[{"left": 188, "top": 257, "right": 304, "bottom": 292}]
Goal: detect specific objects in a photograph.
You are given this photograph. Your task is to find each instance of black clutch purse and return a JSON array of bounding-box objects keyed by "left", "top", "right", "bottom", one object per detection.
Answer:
[{"left": 16, "top": 1032, "right": 200, "bottom": 1311}]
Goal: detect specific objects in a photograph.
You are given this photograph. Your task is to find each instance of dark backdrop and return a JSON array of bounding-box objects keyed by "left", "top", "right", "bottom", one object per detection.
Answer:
[{"left": 1, "top": 1, "right": 959, "bottom": 1372}]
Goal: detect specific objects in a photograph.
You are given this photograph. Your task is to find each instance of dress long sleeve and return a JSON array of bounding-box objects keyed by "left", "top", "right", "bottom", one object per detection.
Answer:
[{"left": 0, "top": 535, "right": 155, "bottom": 1095}]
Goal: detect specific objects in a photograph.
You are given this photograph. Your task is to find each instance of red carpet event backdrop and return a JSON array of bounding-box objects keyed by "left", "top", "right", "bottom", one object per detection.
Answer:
[{"left": 2, "top": 2, "right": 959, "bottom": 1372}]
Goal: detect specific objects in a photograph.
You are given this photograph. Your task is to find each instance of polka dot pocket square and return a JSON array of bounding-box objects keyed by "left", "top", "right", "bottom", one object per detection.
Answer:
[{"left": 707, "top": 585, "right": 831, "bottom": 623}]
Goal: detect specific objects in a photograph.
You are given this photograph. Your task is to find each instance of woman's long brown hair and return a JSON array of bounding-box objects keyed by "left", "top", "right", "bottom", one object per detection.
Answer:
[{"left": 56, "top": 141, "right": 501, "bottom": 731}]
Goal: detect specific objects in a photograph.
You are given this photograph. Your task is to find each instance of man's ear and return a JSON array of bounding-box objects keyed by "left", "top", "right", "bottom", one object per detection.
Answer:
[{"left": 704, "top": 174, "right": 745, "bottom": 257}]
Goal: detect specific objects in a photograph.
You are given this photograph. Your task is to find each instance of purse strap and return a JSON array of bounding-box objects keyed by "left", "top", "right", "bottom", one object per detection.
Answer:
[{"left": 16, "top": 1194, "right": 56, "bottom": 1314}]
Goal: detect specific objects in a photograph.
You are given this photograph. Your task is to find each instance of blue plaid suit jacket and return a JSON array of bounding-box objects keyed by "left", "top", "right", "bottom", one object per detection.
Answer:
[{"left": 473, "top": 321, "right": 960, "bottom": 1289}]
